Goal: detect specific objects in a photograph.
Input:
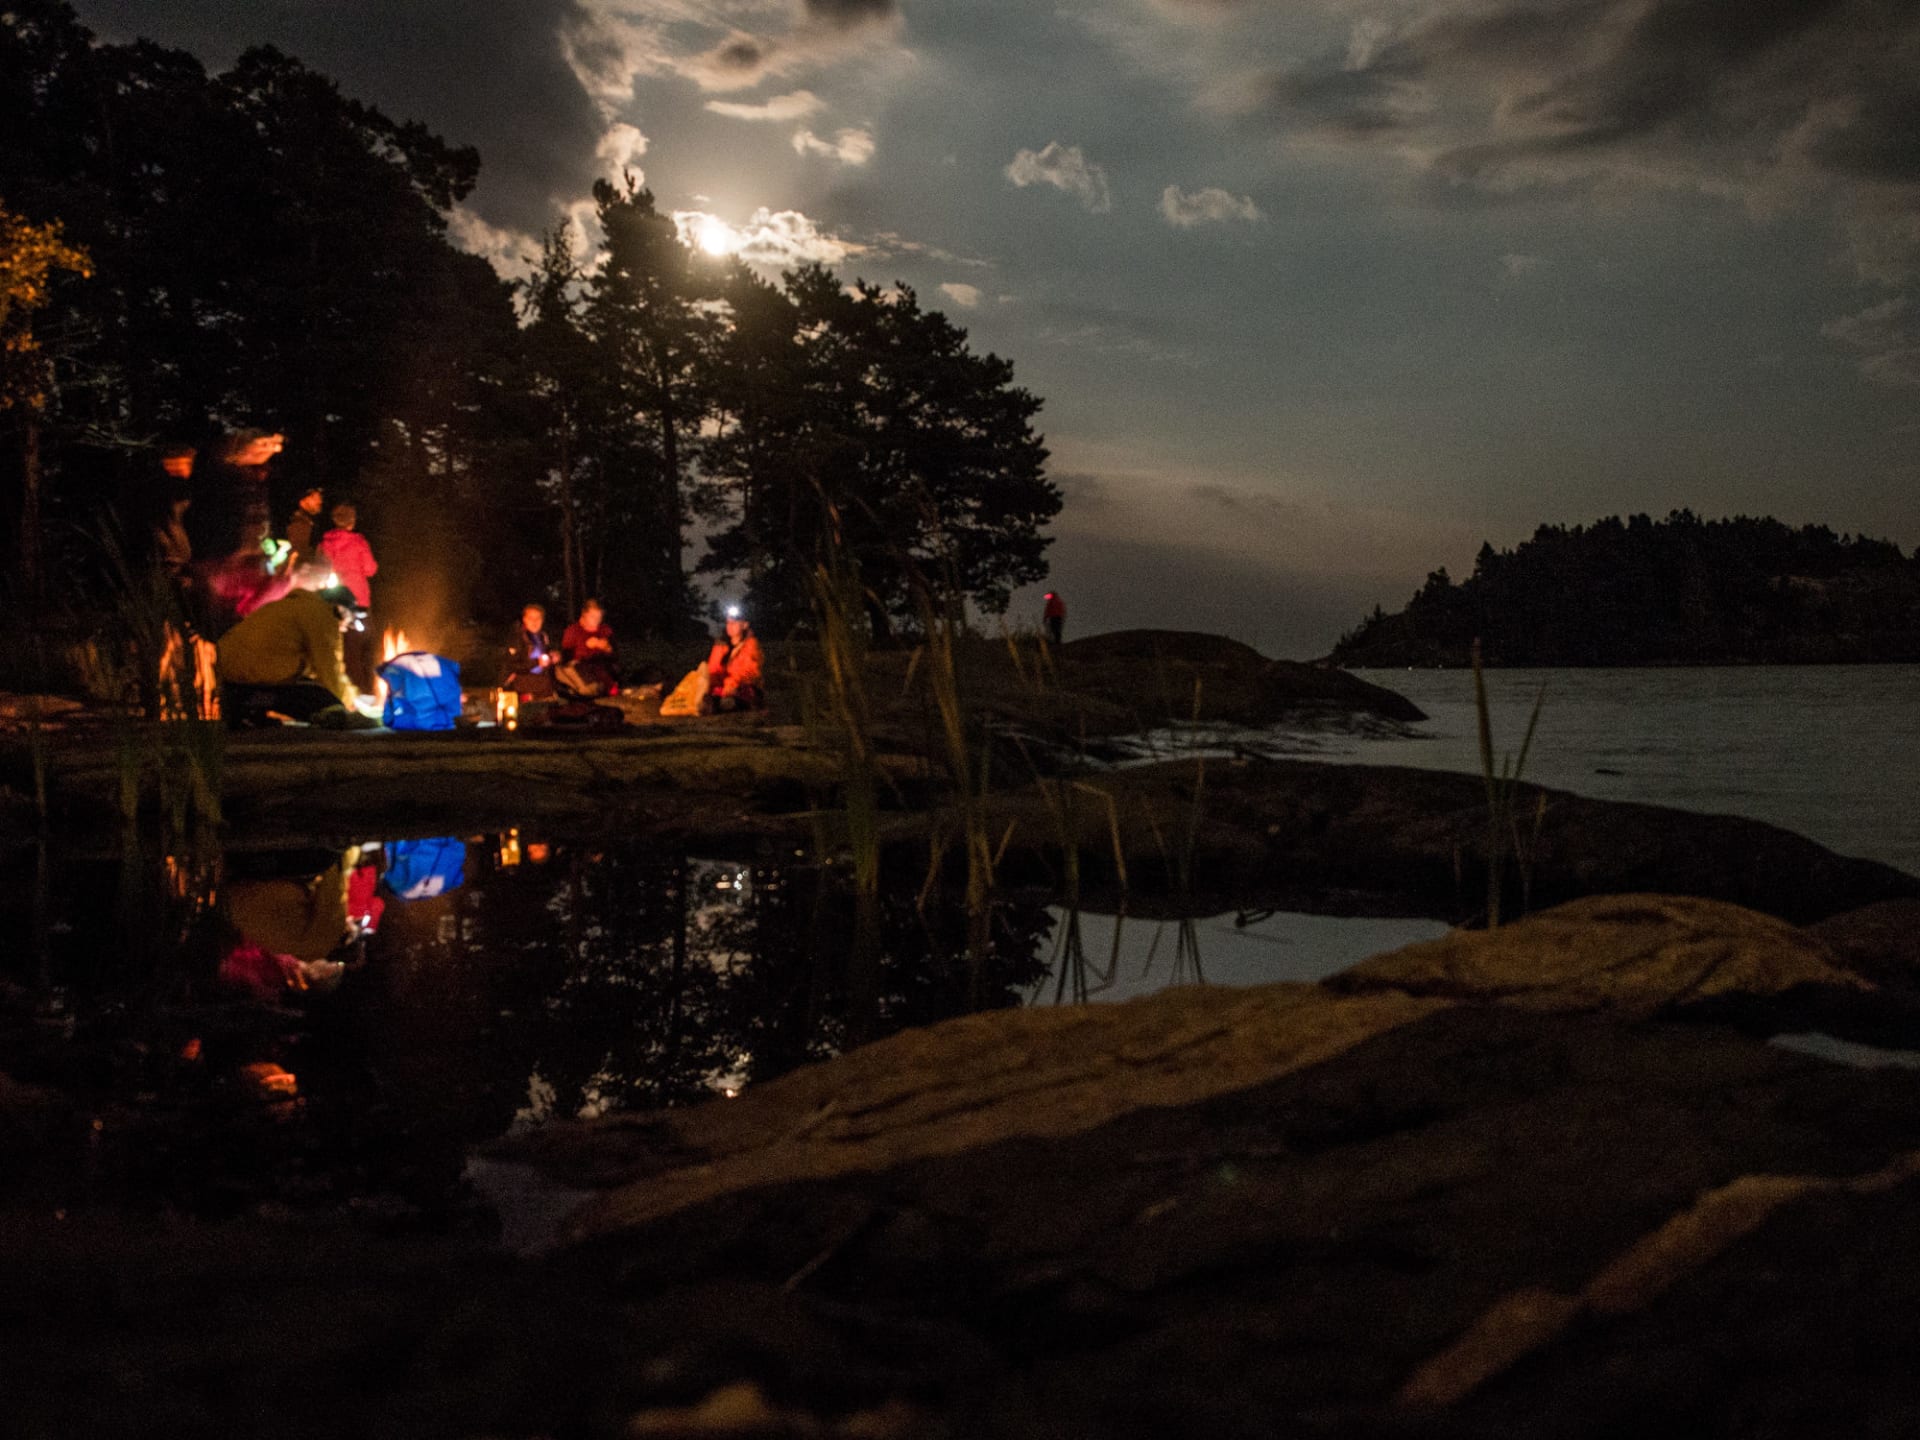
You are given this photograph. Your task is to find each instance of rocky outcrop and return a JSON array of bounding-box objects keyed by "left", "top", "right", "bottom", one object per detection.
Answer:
[
  {"left": 1327, "top": 894, "right": 1867, "bottom": 1016},
  {"left": 463, "top": 894, "right": 1920, "bottom": 1439},
  {"left": 501, "top": 984, "right": 1450, "bottom": 1238},
  {"left": 1809, "top": 899, "right": 1920, "bottom": 990},
  {"left": 972, "top": 759, "right": 1920, "bottom": 925},
  {"left": 1058, "top": 627, "right": 1428, "bottom": 724},
  {"left": 18, "top": 894, "right": 1920, "bottom": 1436}
]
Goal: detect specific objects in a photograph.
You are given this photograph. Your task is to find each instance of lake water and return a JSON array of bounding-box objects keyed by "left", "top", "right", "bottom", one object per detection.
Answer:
[{"left": 1325, "top": 666, "right": 1920, "bottom": 875}]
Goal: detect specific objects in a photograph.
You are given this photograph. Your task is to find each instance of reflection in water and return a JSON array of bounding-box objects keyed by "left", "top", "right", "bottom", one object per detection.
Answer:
[
  {"left": 0, "top": 834, "right": 1448, "bottom": 1228},
  {"left": 0, "top": 836, "right": 1051, "bottom": 1223},
  {"left": 384, "top": 837, "right": 466, "bottom": 900}
]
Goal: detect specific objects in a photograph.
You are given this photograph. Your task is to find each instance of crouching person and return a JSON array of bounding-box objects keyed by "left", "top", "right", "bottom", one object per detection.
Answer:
[
  {"left": 704, "top": 608, "right": 764, "bottom": 713},
  {"left": 218, "top": 584, "right": 369, "bottom": 727}
]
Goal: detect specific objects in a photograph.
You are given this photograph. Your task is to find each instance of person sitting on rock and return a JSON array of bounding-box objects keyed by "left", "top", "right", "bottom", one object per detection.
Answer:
[
  {"left": 217, "top": 583, "right": 370, "bottom": 727},
  {"left": 504, "top": 603, "right": 558, "bottom": 699},
  {"left": 558, "top": 598, "right": 618, "bottom": 697},
  {"left": 704, "top": 607, "right": 764, "bottom": 713}
]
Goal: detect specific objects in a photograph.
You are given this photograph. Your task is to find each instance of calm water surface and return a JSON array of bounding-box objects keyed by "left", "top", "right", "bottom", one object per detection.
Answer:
[
  {"left": 1, "top": 834, "right": 1441, "bottom": 1226},
  {"left": 1338, "top": 665, "right": 1920, "bottom": 874}
]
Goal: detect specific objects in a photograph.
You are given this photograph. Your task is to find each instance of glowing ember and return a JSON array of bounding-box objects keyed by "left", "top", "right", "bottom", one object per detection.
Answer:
[{"left": 241, "top": 1061, "right": 298, "bottom": 1099}]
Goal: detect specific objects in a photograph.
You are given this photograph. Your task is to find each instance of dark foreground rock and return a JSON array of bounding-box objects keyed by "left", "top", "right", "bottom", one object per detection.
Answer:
[
  {"left": 11, "top": 895, "right": 1920, "bottom": 1436},
  {"left": 969, "top": 758, "right": 1920, "bottom": 925}
]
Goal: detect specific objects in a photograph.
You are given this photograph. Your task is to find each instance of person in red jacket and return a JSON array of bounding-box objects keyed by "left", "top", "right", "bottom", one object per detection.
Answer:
[
  {"left": 705, "top": 607, "right": 764, "bottom": 712},
  {"left": 318, "top": 504, "right": 378, "bottom": 689},
  {"left": 559, "top": 598, "right": 619, "bottom": 697},
  {"left": 1043, "top": 590, "right": 1066, "bottom": 645}
]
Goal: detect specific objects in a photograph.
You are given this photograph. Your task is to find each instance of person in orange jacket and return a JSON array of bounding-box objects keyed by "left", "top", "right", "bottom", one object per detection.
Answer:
[{"left": 704, "top": 607, "right": 764, "bottom": 712}]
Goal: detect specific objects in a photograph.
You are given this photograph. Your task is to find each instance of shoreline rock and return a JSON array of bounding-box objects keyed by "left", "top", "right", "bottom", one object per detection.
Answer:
[{"left": 13, "top": 893, "right": 1920, "bottom": 1435}]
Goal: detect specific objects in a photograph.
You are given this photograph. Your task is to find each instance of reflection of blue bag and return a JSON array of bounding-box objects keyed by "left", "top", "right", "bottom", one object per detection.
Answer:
[
  {"left": 384, "top": 837, "right": 466, "bottom": 900},
  {"left": 380, "top": 653, "right": 462, "bottom": 732}
]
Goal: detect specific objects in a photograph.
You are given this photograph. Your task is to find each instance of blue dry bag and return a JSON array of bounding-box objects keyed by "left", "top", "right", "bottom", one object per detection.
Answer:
[
  {"left": 379, "top": 652, "right": 462, "bottom": 732},
  {"left": 383, "top": 837, "right": 466, "bottom": 900}
]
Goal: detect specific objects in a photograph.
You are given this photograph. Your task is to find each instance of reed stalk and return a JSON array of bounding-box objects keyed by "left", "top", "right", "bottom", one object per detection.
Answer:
[{"left": 1472, "top": 639, "right": 1547, "bottom": 928}]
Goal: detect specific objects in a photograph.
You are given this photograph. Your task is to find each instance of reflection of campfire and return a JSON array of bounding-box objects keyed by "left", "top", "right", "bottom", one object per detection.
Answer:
[
  {"left": 373, "top": 627, "right": 411, "bottom": 709},
  {"left": 158, "top": 625, "right": 220, "bottom": 721}
]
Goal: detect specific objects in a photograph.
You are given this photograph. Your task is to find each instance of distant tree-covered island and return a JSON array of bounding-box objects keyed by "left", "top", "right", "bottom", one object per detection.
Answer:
[{"left": 1331, "top": 512, "right": 1920, "bottom": 667}]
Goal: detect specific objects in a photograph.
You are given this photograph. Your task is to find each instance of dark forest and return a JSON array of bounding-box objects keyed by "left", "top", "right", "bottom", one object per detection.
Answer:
[
  {"left": 0, "top": 0, "right": 1060, "bottom": 652},
  {"left": 1332, "top": 511, "right": 1920, "bottom": 667}
]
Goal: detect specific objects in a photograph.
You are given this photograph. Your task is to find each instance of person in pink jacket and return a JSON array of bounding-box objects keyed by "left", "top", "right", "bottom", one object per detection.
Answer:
[{"left": 318, "top": 504, "right": 378, "bottom": 688}]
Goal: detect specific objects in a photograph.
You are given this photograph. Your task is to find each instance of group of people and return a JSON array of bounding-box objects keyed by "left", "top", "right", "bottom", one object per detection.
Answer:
[
  {"left": 504, "top": 600, "right": 765, "bottom": 715},
  {"left": 146, "top": 432, "right": 385, "bottom": 726},
  {"left": 147, "top": 435, "right": 1073, "bottom": 733}
]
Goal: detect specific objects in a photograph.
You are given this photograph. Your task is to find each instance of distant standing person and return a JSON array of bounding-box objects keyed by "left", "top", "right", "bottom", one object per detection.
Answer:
[
  {"left": 284, "top": 485, "right": 325, "bottom": 571},
  {"left": 558, "top": 598, "right": 618, "bottom": 697},
  {"left": 1043, "top": 590, "right": 1066, "bottom": 646},
  {"left": 319, "top": 504, "right": 378, "bottom": 689}
]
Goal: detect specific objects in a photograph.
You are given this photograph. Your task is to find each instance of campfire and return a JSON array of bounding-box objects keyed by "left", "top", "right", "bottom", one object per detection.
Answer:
[{"left": 371, "top": 627, "right": 411, "bottom": 710}]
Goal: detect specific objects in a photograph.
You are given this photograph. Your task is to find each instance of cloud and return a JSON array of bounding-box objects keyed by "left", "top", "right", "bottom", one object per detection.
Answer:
[
  {"left": 1160, "top": 184, "right": 1261, "bottom": 227},
  {"left": 1006, "top": 141, "right": 1113, "bottom": 214},
  {"left": 682, "top": 0, "right": 904, "bottom": 90},
  {"left": 1220, "top": 0, "right": 1920, "bottom": 281},
  {"left": 673, "top": 206, "right": 869, "bottom": 268},
  {"left": 1823, "top": 296, "right": 1920, "bottom": 388},
  {"left": 793, "top": 125, "right": 876, "bottom": 164},
  {"left": 1501, "top": 252, "right": 1546, "bottom": 278},
  {"left": 705, "top": 89, "right": 824, "bottom": 121},
  {"left": 939, "top": 282, "right": 982, "bottom": 309},
  {"left": 594, "top": 121, "right": 649, "bottom": 180},
  {"left": 561, "top": 5, "right": 673, "bottom": 117},
  {"left": 448, "top": 206, "right": 543, "bottom": 281},
  {"left": 803, "top": 0, "right": 897, "bottom": 31},
  {"left": 1037, "top": 322, "right": 1202, "bottom": 369}
]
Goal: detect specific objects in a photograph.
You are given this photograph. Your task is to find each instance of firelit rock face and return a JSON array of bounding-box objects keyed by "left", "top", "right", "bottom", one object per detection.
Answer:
[{"left": 1327, "top": 894, "right": 1867, "bottom": 1016}]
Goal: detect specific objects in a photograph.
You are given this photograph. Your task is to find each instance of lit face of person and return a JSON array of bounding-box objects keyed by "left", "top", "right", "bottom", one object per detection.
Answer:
[
  {"left": 522, "top": 606, "right": 545, "bottom": 634},
  {"left": 161, "top": 454, "right": 194, "bottom": 480},
  {"left": 298, "top": 490, "right": 324, "bottom": 515},
  {"left": 725, "top": 617, "right": 748, "bottom": 644},
  {"left": 581, "top": 605, "right": 603, "bottom": 630}
]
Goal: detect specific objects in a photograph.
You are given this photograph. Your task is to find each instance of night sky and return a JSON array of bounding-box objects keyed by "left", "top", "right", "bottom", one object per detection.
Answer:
[{"left": 75, "top": 0, "right": 1920, "bottom": 656}]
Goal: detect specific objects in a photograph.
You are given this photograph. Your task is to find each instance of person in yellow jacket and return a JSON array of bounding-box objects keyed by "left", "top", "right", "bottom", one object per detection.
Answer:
[{"left": 217, "top": 584, "right": 367, "bottom": 727}]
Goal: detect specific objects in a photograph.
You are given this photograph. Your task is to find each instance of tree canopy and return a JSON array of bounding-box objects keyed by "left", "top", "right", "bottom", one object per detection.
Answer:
[{"left": 0, "top": 0, "right": 1059, "bottom": 641}]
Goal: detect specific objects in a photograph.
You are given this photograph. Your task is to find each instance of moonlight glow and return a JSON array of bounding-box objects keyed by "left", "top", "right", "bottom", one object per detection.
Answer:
[{"left": 688, "top": 213, "right": 739, "bottom": 257}]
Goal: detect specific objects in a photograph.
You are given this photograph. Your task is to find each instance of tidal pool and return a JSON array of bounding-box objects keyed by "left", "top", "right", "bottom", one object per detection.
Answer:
[{"left": 0, "top": 833, "right": 1445, "bottom": 1231}]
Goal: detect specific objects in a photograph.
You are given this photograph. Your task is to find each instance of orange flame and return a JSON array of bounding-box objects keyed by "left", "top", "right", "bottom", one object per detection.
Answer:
[{"left": 373, "top": 628, "right": 411, "bottom": 709}]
